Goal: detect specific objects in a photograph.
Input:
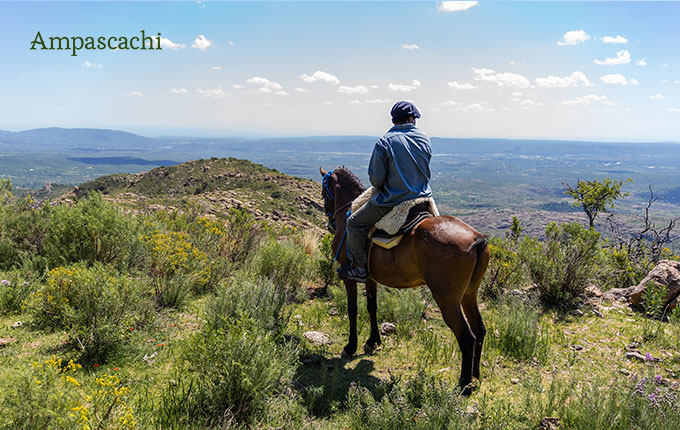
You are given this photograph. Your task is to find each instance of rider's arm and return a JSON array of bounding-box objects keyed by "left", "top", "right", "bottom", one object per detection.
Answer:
[{"left": 368, "top": 141, "right": 388, "bottom": 190}]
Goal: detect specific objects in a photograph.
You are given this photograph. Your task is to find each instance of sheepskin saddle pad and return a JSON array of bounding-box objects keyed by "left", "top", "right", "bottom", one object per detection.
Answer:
[{"left": 350, "top": 186, "right": 440, "bottom": 249}]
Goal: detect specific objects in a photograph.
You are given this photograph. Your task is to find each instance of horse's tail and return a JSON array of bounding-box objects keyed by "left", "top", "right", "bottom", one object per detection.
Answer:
[{"left": 466, "top": 235, "right": 489, "bottom": 294}]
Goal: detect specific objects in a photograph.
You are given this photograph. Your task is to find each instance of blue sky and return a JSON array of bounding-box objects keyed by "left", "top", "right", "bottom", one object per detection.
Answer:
[{"left": 1, "top": 1, "right": 679, "bottom": 141}]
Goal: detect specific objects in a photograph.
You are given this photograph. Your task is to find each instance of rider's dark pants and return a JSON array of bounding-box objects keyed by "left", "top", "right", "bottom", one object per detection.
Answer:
[{"left": 346, "top": 200, "right": 391, "bottom": 268}]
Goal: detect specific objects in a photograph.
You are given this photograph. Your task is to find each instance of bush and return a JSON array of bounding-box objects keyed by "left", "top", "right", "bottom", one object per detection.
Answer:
[
  {"left": 248, "top": 238, "right": 312, "bottom": 293},
  {"left": 481, "top": 236, "right": 527, "bottom": 302},
  {"left": 0, "top": 195, "right": 50, "bottom": 271},
  {"left": 599, "top": 246, "right": 648, "bottom": 291},
  {"left": 317, "top": 233, "right": 338, "bottom": 288},
  {"left": 0, "top": 269, "right": 38, "bottom": 314},
  {"left": 225, "top": 208, "right": 267, "bottom": 266},
  {"left": 538, "top": 373, "right": 680, "bottom": 430},
  {"left": 520, "top": 222, "right": 601, "bottom": 309},
  {"left": 25, "top": 262, "right": 149, "bottom": 362},
  {"left": 205, "top": 271, "right": 289, "bottom": 337},
  {"left": 140, "top": 230, "right": 210, "bottom": 308},
  {"left": 343, "top": 371, "right": 474, "bottom": 429},
  {"left": 485, "top": 296, "right": 551, "bottom": 362},
  {"left": 159, "top": 319, "right": 298, "bottom": 428},
  {"left": 0, "top": 356, "right": 136, "bottom": 430},
  {"left": 43, "top": 192, "right": 144, "bottom": 270}
]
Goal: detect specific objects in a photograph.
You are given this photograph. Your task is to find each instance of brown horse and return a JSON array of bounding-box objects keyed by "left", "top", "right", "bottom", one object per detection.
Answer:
[{"left": 319, "top": 166, "right": 490, "bottom": 394}]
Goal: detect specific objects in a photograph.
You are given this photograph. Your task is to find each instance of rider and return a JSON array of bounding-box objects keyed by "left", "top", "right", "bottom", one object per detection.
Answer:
[{"left": 340, "top": 101, "right": 433, "bottom": 282}]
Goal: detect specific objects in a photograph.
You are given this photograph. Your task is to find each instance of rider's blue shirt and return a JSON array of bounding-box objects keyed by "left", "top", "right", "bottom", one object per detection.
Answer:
[{"left": 368, "top": 123, "right": 432, "bottom": 207}]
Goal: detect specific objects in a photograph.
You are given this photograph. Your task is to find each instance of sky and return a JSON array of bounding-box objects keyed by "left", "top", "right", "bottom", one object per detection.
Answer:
[{"left": 1, "top": 1, "right": 679, "bottom": 141}]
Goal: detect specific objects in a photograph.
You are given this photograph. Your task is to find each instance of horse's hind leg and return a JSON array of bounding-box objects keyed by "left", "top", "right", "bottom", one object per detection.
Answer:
[
  {"left": 431, "top": 289, "right": 476, "bottom": 395},
  {"left": 462, "top": 294, "right": 485, "bottom": 379},
  {"left": 363, "top": 279, "right": 381, "bottom": 353},
  {"left": 342, "top": 280, "right": 358, "bottom": 357}
]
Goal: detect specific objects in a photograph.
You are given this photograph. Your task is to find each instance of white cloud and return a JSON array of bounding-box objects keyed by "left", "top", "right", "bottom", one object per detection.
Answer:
[
  {"left": 227, "top": 40, "right": 235, "bottom": 46},
  {"left": 196, "top": 88, "right": 227, "bottom": 98},
  {"left": 401, "top": 43, "right": 420, "bottom": 50},
  {"left": 294, "top": 87, "right": 309, "bottom": 93},
  {"left": 127, "top": 91, "right": 143, "bottom": 96},
  {"left": 258, "top": 87, "right": 272, "bottom": 94},
  {"left": 535, "top": 71, "right": 594, "bottom": 88},
  {"left": 348, "top": 99, "right": 361, "bottom": 104},
  {"left": 636, "top": 59, "right": 648, "bottom": 66},
  {"left": 322, "top": 101, "right": 334, "bottom": 105},
  {"left": 557, "top": 30, "right": 590, "bottom": 46},
  {"left": 366, "top": 99, "right": 392, "bottom": 104},
  {"left": 511, "top": 92, "right": 523, "bottom": 97},
  {"left": 246, "top": 76, "right": 283, "bottom": 90},
  {"left": 649, "top": 94, "right": 664, "bottom": 100},
  {"left": 191, "top": 35, "right": 213, "bottom": 51},
  {"left": 472, "top": 68, "right": 531, "bottom": 88},
  {"left": 232, "top": 84, "right": 245, "bottom": 89},
  {"left": 594, "top": 49, "right": 631, "bottom": 65},
  {"left": 600, "top": 73, "right": 638, "bottom": 86},
  {"left": 437, "top": 1, "right": 478, "bottom": 12},
  {"left": 338, "top": 85, "right": 369, "bottom": 94},
  {"left": 370, "top": 85, "right": 379, "bottom": 89},
  {"left": 447, "top": 81, "right": 477, "bottom": 90},
  {"left": 560, "top": 94, "right": 614, "bottom": 106},
  {"left": 387, "top": 79, "right": 421, "bottom": 92},
  {"left": 81, "top": 61, "right": 102, "bottom": 69},
  {"left": 441, "top": 100, "right": 462, "bottom": 106},
  {"left": 275, "top": 90, "right": 288, "bottom": 96},
  {"left": 511, "top": 97, "right": 521, "bottom": 102},
  {"left": 457, "top": 103, "right": 493, "bottom": 113},
  {"left": 209, "top": 66, "right": 223, "bottom": 71},
  {"left": 160, "top": 37, "right": 186, "bottom": 50},
  {"left": 668, "top": 107, "right": 680, "bottom": 112},
  {"left": 602, "top": 35, "right": 628, "bottom": 44},
  {"left": 520, "top": 99, "right": 542, "bottom": 107},
  {"left": 675, "top": 80, "right": 680, "bottom": 85},
  {"left": 169, "top": 88, "right": 189, "bottom": 94},
  {"left": 299, "top": 70, "right": 340, "bottom": 84}
]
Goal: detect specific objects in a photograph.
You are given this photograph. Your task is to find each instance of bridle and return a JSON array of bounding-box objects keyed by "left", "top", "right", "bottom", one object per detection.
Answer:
[{"left": 321, "top": 170, "right": 352, "bottom": 234}]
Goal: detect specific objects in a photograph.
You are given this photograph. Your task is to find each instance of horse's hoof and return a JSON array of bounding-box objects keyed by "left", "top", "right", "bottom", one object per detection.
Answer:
[
  {"left": 363, "top": 343, "right": 374, "bottom": 354},
  {"left": 460, "top": 386, "right": 472, "bottom": 397},
  {"left": 342, "top": 346, "right": 356, "bottom": 358}
]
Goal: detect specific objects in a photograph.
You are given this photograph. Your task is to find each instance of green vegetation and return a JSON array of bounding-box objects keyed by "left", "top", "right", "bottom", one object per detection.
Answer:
[{"left": 1, "top": 167, "right": 680, "bottom": 430}]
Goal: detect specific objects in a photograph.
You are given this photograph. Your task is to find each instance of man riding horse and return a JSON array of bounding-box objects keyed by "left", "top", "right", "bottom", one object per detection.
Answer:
[{"left": 339, "top": 101, "right": 433, "bottom": 283}]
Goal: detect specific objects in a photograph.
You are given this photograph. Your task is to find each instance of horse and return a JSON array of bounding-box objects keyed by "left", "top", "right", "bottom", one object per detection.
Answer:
[{"left": 319, "top": 166, "right": 490, "bottom": 395}]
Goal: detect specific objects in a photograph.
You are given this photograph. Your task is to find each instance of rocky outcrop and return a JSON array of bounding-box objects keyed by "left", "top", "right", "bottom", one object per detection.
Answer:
[{"left": 603, "top": 260, "right": 680, "bottom": 311}]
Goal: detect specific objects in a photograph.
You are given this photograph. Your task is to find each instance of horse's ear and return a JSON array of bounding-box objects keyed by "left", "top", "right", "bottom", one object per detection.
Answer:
[{"left": 319, "top": 167, "right": 328, "bottom": 176}]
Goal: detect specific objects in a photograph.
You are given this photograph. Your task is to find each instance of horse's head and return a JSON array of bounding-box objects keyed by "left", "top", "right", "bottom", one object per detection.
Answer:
[{"left": 319, "top": 167, "right": 337, "bottom": 234}]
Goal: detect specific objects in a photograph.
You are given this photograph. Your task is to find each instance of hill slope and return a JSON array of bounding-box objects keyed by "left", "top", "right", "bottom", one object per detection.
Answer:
[{"left": 65, "top": 157, "right": 326, "bottom": 231}]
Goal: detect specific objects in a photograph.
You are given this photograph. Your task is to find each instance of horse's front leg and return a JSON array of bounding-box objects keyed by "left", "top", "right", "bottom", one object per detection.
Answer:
[
  {"left": 342, "top": 279, "right": 358, "bottom": 357},
  {"left": 363, "top": 279, "right": 381, "bottom": 353}
]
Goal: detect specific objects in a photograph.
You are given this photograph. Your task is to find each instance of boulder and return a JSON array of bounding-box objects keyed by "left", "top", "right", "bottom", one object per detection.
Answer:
[
  {"left": 603, "top": 260, "right": 680, "bottom": 312},
  {"left": 628, "top": 260, "right": 680, "bottom": 310},
  {"left": 303, "top": 331, "right": 330, "bottom": 345},
  {"left": 380, "top": 322, "right": 397, "bottom": 336}
]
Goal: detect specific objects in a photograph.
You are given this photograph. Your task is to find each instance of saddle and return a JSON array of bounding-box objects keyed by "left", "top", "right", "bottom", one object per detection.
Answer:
[{"left": 369, "top": 201, "right": 434, "bottom": 249}]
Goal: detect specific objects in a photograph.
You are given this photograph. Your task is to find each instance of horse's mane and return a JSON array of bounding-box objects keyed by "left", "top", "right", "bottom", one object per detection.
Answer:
[{"left": 335, "top": 166, "right": 366, "bottom": 193}]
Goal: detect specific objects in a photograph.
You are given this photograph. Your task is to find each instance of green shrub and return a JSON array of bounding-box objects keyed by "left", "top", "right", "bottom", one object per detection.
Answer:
[
  {"left": 25, "top": 262, "right": 149, "bottom": 362},
  {"left": 343, "top": 371, "right": 474, "bottom": 429},
  {"left": 538, "top": 373, "right": 680, "bottom": 430},
  {"left": 205, "top": 271, "right": 289, "bottom": 337},
  {"left": 0, "top": 356, "right": 137, "bottom": 430},
  {"left": 140, "top": 230, "right": 209, "bottom": 308},
  {"left": 317, "top": 233, "right": 338, "bottom": 288},
  {"left": 159, "top": 319, "right": 298, "bottom": 428},
  {"left": 520, "top": 222, "right": 601, "bottom": 309},
  {"left": 599, "top": 246, "right": 648, "bottom": 291},
  {"left": 0, "top": 269, "right": 39, "bottom": 314},
  {"left": 225, "top": 208, "right": 267, "bottom": 266},
  {"left": 378, "top": 287, "right": 427, "bottom": 337},
  {"left": 485, "top": 296, "right": 551, "bottom": 362},
  {"left": 0, "top": 195, "right": 50, "bottom": 271},
  {"left": 481, "top": 236, "right": 527, "bottom": 302},
  {"left": 249, "top": 238, "right": 312, "bottom": 292},
  {"left": 43, "top": 192, "right": 144, "bottom": 270}
]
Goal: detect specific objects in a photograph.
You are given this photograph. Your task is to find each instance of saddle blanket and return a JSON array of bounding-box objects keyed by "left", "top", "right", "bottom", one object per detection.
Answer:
[{"left": 350, "top": 186, "right": 440, "bottom": 236}]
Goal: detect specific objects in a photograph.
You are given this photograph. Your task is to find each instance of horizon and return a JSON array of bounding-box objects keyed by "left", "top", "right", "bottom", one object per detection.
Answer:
[{"left": 1, "top": 1, "right": 679, "bottom": 141}]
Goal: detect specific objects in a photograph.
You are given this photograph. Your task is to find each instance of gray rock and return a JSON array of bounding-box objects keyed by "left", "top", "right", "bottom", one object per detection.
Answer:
[
  {"left": 303, "top": 331, "right": 330, "bottom": 345},
  {"left": 380, "top": 322, "right": 397, "bottom": 336}
]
